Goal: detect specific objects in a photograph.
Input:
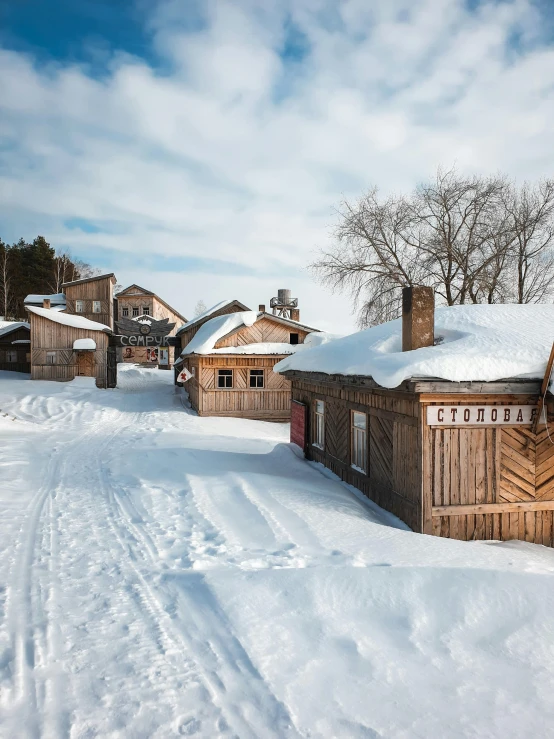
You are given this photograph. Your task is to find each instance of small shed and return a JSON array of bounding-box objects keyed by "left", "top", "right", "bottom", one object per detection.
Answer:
[
  {"left": 0, "top": 322, "right": 31, "bottom": 373},
  {"left": 176, "top": 308, "right": 322, "bottom": 421},
  {"left": 276, "top": 289, "right": 554, "bottom": 547},
  {"left": 26, "top": 306, "right": 112, "bottom": 387}
]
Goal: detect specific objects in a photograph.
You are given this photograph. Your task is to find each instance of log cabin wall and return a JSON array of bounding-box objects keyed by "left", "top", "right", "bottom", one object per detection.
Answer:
[
  {"left": 30, "top": 312, "right": 110, "bottom": 387},
  {"left": 64, "top": 275, "right": 115, "bottom": 329},
  {"left": 0, "top": 327, "right": 31, "bottom": 373},
  {"left": 422, "top": 395, "right": 554, "bottom": 546},
  {"left": 183, "top": 355, "right": 292, "bottom": 421},
  {"left": 290, "top": 377, "right": 422, "bottom": 531}
]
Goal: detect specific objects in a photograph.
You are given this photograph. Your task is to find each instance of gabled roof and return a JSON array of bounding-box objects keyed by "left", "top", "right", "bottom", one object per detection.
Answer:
[
  {"left": 62, "top": 273, "right": 116, "bottom": 288},
  {"left": 117, "top": 284, "right": 187, "bottom": 323},
  {"left": 0, "top": 321, "right": 30, "bottom": 340},
  {"left": 176, "top": 299, "right": 250, "bottom": 336},
  {"left": 180, "top": 310, "right": 321, "bottom": 356},
  {"left": 26, "top": 306, "right": 112, "bottom": 332}
]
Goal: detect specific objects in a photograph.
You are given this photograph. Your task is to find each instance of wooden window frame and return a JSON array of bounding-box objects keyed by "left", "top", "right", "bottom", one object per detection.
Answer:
[
  {"left": 249, "top": 369, "right": 264, "bottom": 388},
  {"left": 6, "top": 350, "right": 17, "bottom": 363},
  {"left": 350, "top": 410, "right": 368, "bottom": 474},
  {"left": 46, "top": 351, "right": 56, "bottom": 365},
  {"left": 92, "top": 300, "right": 101, "bottom": 314},
  {"left": 217, "top": 369, "right": 233, "bottom": 389},
  {"left": 75, "top": 300, "right": 84, "bottom": 313},
  {"left": 313, "top": 399, "right": 325, "bottom": 449},
  {"left": 143, "top": 306, "right": 150, "bottom": 315},
  {"left": 122, "top": 307, "right": 129, "bottom": 317},
  {"left": 132, "top": 306, "right": 139, "bottom": 317}
]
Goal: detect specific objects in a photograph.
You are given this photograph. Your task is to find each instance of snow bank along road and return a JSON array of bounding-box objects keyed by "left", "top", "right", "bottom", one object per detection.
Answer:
[{"left": 2, "top": 367, "right": 554, "bottom": 738}]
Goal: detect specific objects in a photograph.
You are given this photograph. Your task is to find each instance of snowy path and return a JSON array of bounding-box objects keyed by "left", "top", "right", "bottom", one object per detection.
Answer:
[{"left": 2, "top": 367, "right": 554, "bottom": 737}]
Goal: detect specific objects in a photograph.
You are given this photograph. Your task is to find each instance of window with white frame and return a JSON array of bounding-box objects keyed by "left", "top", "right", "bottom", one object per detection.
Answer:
[
  {"left": 6, "top": 350, "right": 17, "bottom": 363},
  {"left": 313, "top": 399, "right": 325, "bottom": 449},
  {"left": 217, "top": 369, "right": 233, "bottom": 388},
  {"left": 122, "top": 307, "right": 129, "bottom": 317},
  {"left": 132, "top": 307, "right": 139, "bottom": 317},
  {"left": 46, "top": 351, "right": 56, "bottom": 365},
  {"left": 92, "top": 300, "right": 101, "bottom": 313},
  {"left": 75, "top": 300, "right": 84, "bottom": 313},
  {"left": 351, "top": 411, "right": 367, "bottom": 473},
  {"left": 249, "top": 369, "right": 264, "bottom": 388}
]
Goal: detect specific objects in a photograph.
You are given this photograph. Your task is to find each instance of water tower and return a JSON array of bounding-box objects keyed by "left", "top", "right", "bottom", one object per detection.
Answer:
[{"left": 270, "top": 289, "right": 300, "bottom": 321}]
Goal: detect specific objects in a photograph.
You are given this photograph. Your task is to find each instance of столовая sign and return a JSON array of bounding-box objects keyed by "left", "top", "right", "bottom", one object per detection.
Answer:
[{"left": 427, "top": 405, "right": 538, "bottom": 426}]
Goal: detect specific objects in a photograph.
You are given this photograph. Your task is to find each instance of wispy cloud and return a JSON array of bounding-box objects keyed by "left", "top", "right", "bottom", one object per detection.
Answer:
[{"left": 1, "top": 0, "right": 554, "bottom": 331}]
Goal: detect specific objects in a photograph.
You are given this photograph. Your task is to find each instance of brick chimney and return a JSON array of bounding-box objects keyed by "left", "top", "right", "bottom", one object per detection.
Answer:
[
  {"left": 259, "top": 304, "right": 266, "bottom": 312},
  {"left": 43, "top": 298, "right": 51, "bottom": 310},
  {"left": 402, "top": 286, "right": 434, "bottom": 351}
]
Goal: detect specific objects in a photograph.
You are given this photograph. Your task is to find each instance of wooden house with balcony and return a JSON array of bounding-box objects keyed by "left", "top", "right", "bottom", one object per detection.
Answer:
[
  {"left": 276, "top": 288, "right": 554, "bottom": 548},
  {"left": 175, "top": 292, "right": 321, "bottom": 421}
]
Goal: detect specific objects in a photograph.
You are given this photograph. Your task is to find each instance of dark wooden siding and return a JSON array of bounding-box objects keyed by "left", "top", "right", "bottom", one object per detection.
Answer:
[{"left": 0, "top": 326, "right": 31, "bottom": 373}]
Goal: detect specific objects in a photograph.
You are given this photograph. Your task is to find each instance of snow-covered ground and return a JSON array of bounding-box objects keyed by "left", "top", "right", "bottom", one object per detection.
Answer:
[{"left": 1, "top": 366, "right": 554, "bottom": 738}]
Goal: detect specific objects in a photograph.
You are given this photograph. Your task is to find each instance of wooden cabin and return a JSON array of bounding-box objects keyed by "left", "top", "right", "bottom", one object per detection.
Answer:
[
  {"left": 0, "top": 322, "right": 31, "bottom": 373},
  {"left": 176, "top": 294, "right": 320, "bottom": 421},
  {"left": 63, "top": 273, "right": 117, "bottom": 329},
  {"left": 116, "top": 284, "right": 186, "bottom": 367},
  {"left": 276, "top": 288, "right": 554, "bottom": 547}
]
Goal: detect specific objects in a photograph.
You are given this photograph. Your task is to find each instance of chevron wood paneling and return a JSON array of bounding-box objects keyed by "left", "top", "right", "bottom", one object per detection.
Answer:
[
  {"left": 370, "top": 415, "right": 393, "bottom": 490},
  {"left": 324, "top": 400, "right": 349, "bottom": 462}
]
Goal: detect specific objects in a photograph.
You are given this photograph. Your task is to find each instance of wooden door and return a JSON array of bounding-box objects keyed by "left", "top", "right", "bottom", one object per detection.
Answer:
[{"left": 76, "top": 352, "right": 94, "bottom": 377}]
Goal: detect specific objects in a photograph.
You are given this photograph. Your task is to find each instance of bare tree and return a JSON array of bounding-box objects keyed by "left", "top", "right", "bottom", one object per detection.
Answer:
[
  {"left": 0, "top": 243, "right": 13, "bottom": 319},
  {"left": 311, "top": 168, "right": 554, "bottom": 327},
  {"left": 194, "top": 299, "right": 207, "bottom": 317}
]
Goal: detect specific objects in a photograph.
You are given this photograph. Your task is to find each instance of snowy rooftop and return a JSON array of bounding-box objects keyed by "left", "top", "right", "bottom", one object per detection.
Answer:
[
  {"left": 26, "top": 306, "right": 111, "bottom": 332},
  {"left": 24, "top": 293, "right": 66, "bottom": 305},
  {"left": 176, "top": 300, "right": 250, "bottom": 335},
  {"left": 275, "top": 304, "right": 554, "bottom": 388},
  {"left": 0, "top": 321, "right": 30, "bottom": 338},
  {"left": 181, "top": 310, "right": 337, "bottom": 357}
]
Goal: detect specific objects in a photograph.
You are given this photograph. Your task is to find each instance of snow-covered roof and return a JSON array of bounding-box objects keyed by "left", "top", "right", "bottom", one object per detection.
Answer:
[
  {"left": 208, "top": 333, "right": 341, "bottom": 356},
  {"left": 275, "top": 304, "right": 554, "bottom": 388},
  {"left": 176, "top": 300, "right": 250, "bottom": 335},
  {"left": 73, "top": 338, "right": 97, "bottom": 350},
  {"left": 0, "top": 321, "right": 30, "bottom": 339},
  {"left": 26, "top": 306, "right": 111, "bottom": 332},
  {"left": 182, "top": 311, "right": 258, "bottom": 355},
  {"left": 24, "top": 293, "right": 66, "bottom": 306},
  {"left": 12, "top": 339, "right": 30, "bottom": 344}
]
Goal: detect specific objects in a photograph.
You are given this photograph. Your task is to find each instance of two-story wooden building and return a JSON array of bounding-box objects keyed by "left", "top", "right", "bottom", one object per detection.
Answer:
[
  {"left": 276, "top": 288, "right": 554, "bottom": 547},
  {"left": 116, "top": 284, "right": 186, "bottom": 366},
  {"left": 25, "top": 274, "right": 117, "bottom": 388}
]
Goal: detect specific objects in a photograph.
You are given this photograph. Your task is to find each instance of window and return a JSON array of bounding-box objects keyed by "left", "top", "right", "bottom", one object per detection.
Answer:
[
  {"left": 93, "top": 301, "right": 101, "bottom": 313},
  {"left": 122, "top": 307, "right": 129, "bottom": 317},
  {"left": 313, "top": 399, "right": 325, "bottom": 449},
  {"left": 217, "top": 369, "right": 233, "bottom": 388},
  {"left": 6, "top": 350, "right": 17, "bottom": 363},
  {"left": 132, "top": 307, "right": 139, "bottom": 317},
  {"left": 290, "top": 333, "right": 299, "bottom": 345},
  {"left": 249, "top": 369, "right": 264, "bottom": 388},
  {"left": 75, "top": 300, "right": 84, "bottom": 313},
  {"left": 46, "top": 351, "right": 56, "bottom": 365},
  {"left": 143, "top": 306, "right": 150, "bottom": 315},
  {"left": 351, "top": 411, "right": 368, "bottom": 473}
]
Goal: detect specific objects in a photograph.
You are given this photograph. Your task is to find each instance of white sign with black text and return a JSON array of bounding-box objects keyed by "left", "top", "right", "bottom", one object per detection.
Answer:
[{"left": 427, "top": 404, "right": 538, "bottom": 426}]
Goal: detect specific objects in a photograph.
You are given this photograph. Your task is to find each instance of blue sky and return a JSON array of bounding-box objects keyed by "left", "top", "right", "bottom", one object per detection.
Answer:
[{"left": 1, "top": 0, "right": 554, "bottom": 331}]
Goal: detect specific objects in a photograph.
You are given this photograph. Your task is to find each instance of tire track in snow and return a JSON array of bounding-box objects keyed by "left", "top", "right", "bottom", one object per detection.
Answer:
[{"left": 100, "top": 454, "right": 300, "bottom": 737}]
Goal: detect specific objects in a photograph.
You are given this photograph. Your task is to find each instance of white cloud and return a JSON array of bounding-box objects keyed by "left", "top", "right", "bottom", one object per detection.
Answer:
[{"left": 1, "top": 0, "right": 554, "bottom": 333}]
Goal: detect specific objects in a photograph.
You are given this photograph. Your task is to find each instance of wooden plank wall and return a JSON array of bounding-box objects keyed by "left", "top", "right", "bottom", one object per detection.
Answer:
[
  {"left": 291, "top": 379, "right": 422, "bottom": 530},
  {"left": 64, "top": 275, "right": 114, "bottom": 328},
  {"left": 215, "top": 318, "right": 310, "bottom": 348},
  {"left": 424, "top": 398, "right": 554, "bottom": 546},
  {"left": 30, "top": 312, "right": 109, "bottom": 387},
  {"left": 0, "top": 327, "right": 31, "bottom": 372}
]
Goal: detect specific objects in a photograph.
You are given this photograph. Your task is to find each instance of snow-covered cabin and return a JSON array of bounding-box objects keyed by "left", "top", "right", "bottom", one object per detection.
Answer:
[
  {"left": 275, "top": 287, "right": 554, "bottom": 547},
  {"left": 0, "top": 321, "right": 31, "bottom": 373},
  {"left": 175, "top": 299, "right": 321, "bottom": 421}
]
